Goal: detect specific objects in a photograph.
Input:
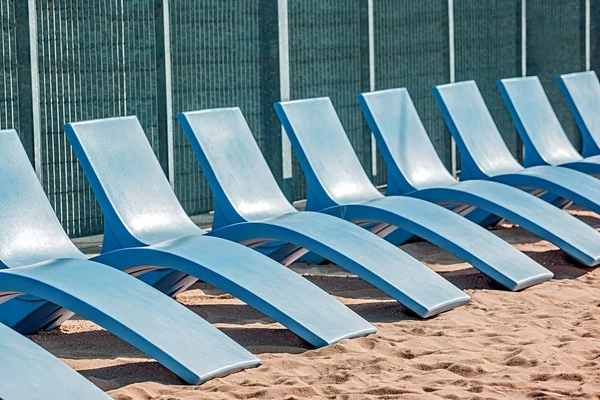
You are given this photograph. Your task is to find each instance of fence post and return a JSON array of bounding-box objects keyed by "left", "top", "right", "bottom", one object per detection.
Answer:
[
  {"left": 277, "top": 0, "right": 293, "bottom": 200},
  {"left": 585, "top": 0, "right": 590, "bottom": 71},
  {"left": 367, "top": 0, "right": 377, "bottom": 183},
  {"left": 520, "top": 0, "right": 527, "bottom": 162},
  {"left": 155, "top": 0, "right": 174, "bottom": 186},
  {"left": 258, "top": 0, "right": 283, "bottom": 187},
  {"left": 447, "top": 0, "right": 457, "bottom": 177},
  {"left": 15, "top": 0, "right": 41, "bottom": 180}
]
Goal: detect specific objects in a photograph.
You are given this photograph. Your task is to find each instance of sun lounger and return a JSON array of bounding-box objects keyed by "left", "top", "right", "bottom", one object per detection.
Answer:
[
  {"left": 498, "top": 75, "right": 600, "bottom": 176},
  {"left": 358, "top": 87, "right": 600, "bottom": 267},
  {"left": 0, "top": 321, "right": 109, "bottom": 399},
  {"left": 272, "top": 98, "right": 552, "bottom": 290},
  {"left": 0, "top": 129, "right": 260, "bottom": 384},
  {"left": 64, "top": 117, "right": 376, "bottom": 346},
  {"left": 178, "top": 109, "right": 470, "bottom": 317},
  {"left": 432, "top": 81, "right": 600, "bottom": 220},
  {"left": 558, "top": 71, "right": 600, "bottom": 158}
]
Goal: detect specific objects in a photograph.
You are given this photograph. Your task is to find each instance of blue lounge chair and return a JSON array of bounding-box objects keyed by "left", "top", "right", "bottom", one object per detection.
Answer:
[
  {"left": 273, "top": 98, "right": 552, "bottom": 289},
  {"left": 358, "top": 87, "right": 600, "bottom": 266},
  {"left": 178, "top": 109, "right": 470, "bottom": 317},
  {"left": 64, "top": 118, "right": 376, "bottom": 348},
  {"left": 558, "top": 71, "right": 600, "bottom": 157},
  {"left": 0, "top": 322, "right": 109, "bottom": 399},
  {"left": 498, "top": 75, "right": 600, "bottom": 176},
  {"left": 433, "top": 81, "right": 600, "bottom": 218},
  {"left": 0, "top": 129, "right": 259, "bottom": 384}
]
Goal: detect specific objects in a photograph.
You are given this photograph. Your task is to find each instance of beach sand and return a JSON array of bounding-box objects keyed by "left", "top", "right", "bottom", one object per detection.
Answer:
[{"left": 28, "top": 208, "right": 600, "bottom": 399}]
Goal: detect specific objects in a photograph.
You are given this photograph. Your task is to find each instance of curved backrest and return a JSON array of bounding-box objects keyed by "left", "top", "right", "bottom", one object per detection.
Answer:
[
  {"left": 358, "top": 88, "right": 457, "bottom": 195},
  {"left": 433, "top": 81, "right": 523, "bottom": 179},
  {"left": 0, "top": 130, "right": 83, "bottom": 268},
  {"left": 178, "top": 108, "right": 297, "bottom": 226},
  {"left": 498, "top": 76, "right": 582, "bottom": 166},
  {"left": 558, "top": 71, "right": 600, "bottom": 157},
  {"left": 275, "top": 98, "right": 382, "bottom": 210},
  {"left": 65, "top": 117, "right": 200, "bottom": 248}
]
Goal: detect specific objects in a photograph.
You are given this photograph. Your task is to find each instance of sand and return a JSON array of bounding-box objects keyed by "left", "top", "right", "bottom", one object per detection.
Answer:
[{"left": 29, "top": 208, "right": 600, "bottom": 399}]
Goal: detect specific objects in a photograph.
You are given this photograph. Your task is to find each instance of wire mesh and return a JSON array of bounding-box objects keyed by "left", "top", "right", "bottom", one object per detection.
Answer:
[
  {"left": 169, "top": 0, "right": 281, "bottom": 215},
  {"left": 455, "top": 0, "right": 522, "bottom": 160},
  {"left": 373, "top": 0, "right": 450, "bottom": 185},
  {"left": 1, "top": 1, "right": 595, "bottom": 237},
  {"left": 591, "top": 0, "right": 600, "bottom": 71},
  {"left": 36, "top": 0, "right": 160, "bottom": 237},
  {"left": 0, "top": 0, "right": 18, "bottom": 132},
  {"left": 288, "top": 0, "right": 370, "bottom": 200},
  {"left": 526, "top": 0, "right": 586, "bottom": 151}
]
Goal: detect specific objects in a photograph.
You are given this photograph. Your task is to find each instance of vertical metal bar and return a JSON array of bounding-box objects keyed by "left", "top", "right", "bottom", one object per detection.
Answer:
[
  {"left": 368, "top": 0, "right": 377, "bottom": 180},
  {"left": 368, "top": 0, "right": 375, "bottom": 92},
  {"left": 586, "top": 0, "right": 590, "bottom": 71},
  {"left": 15, "top": 0, "right": 41, "bottom": 180},
  {"left": 30, "top": 0, "right": 41, "bottom": 179},
  {"left": 448, "top": 0, "right": 457, "bottom": 177},
  {"left": 521, "top": 0, "right": 527, "bottom": 161},
  {"left": 155, "top": 0, "right": 174, "bottom": 186},
  {"left": 258, "top": 0, "right": 282, "bottom": 182},
  {"left": 119, "top": 0, "right": 126, "bottom": 114},
  {"left": 278, "top": 0, "right": 292, "bottom": 199},
  {"left": 521, "top": 0, "right": 527, "bottom": 77}
]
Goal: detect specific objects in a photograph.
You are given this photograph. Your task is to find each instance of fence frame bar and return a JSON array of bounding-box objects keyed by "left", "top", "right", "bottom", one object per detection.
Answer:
[
  {"left": 278, "top": 0, "right": 292, "bottom": 199},
  {"left": 155, "top": 0, "right": 174, "bottom": 186},
  {"left": 585, "top": 0, "right": 590, "bottom": 71},
  {"left": 15, "top": 0, "right": 41, "bottom": 180},
  {"left": 367, "top": 0, "right": 378, "bottom": 181},
  {"left": 448, "top": 0, "right": 457, "bottom": 176}
]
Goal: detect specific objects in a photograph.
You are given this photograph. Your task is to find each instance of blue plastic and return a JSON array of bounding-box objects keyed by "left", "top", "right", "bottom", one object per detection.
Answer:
[
  {"left": 274, "top": 97, "right": 552, "bottom": 290},
  {"left": 498, "top": 76, "right": 600, "bottom": 176},
  {"left": 433, "top": 81, "right": 600, "bottom": 218},
  {"left": 558, "top": 71, "right": 600, "bottom": 157},
  {"left": 0, "top": 129, "right": 259, "bottom": 384},
  {"left": 65, "top": 116, "right": 376, "bottom": 346},
  {"left": 0, "top": 321, "right": 110, "bottom": 399},
  {"left": 179, "top": 108, "right": 469, "bottom": 317},
  {"left": 358, "top": 88, "right": 600, "bottom": 266}
]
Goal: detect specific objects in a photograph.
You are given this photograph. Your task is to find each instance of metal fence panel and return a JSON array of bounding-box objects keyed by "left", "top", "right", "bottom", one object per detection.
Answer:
[
  {"left": 0, "top": 2, "right": 594, "bottom": 237},
  {"left": 592, "top": 0, "right": 600, "bottom": 71},
  {"left": 526, "top": 0, "right": 585, "bottom": 151},
  {"left": 590, "top": 1, "right": 600, "bottom": 74},
  {"left": 455, "top": 0, "right": 522, "bottom": 160},
  {"left": 288, "top": 0, "right": 370, "bottom": 200},
  {"left": 0, "top": 0, "right": 18, "bottom": 132},
  {"left": 373, "top": 0, "right": 450, "bottom": 185},
  {"left": 169, "top": 0, "right": 281, "bottom": 215},
  {"left": 36, "top": 0, "right": 160, "bottom": 237}
]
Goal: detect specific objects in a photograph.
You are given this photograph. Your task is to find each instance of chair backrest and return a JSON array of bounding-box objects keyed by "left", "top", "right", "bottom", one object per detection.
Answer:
[
  {"left": 275, "top": 97, "right": 382, "bottom": 210},
  {"left": 64, "top": 117, "right": 200, "bottom": 248},
  {"left": 358, "top": 88, "right": 457, "bottom": 195},
  {"left": 498, "top": 76, "right": 582, "bottom": 166},
  {"left": 178, "top": 108, "right": 297, "bottom": 226},
  {"left": 558, "top": 71, "right": 600, "bottom": 157},
  {"left": 432, "top": 81, "right": 524, "bottom": 179},
  {"left": 0, "top": 130, "right": 83, "bottom": 268}
]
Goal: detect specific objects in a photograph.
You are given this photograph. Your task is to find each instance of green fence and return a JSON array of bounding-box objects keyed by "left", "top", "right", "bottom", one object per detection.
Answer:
[
  {"left": 169, "top": 0, "right": 281, "bottom": 215},
  {"left": 373, "top": 0, "right": 450, "bottom": 185},
  {"left": 0, "top": 0, "right": 18, "bottom": 133},
  {"left": 288, "top": 0, "right": 370, "bottom": 199},
  {"left": 526, "top": 0, "right": 586, "bottom": 151},
  {"left": 36, "top": 0, "right": 160, "bottom": 236},
  {"left": 1, "top": 0, "right": 593, "bottom": 237},
  {"left": 455, "top": 0, "right": 522, "bottom": 160}
]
